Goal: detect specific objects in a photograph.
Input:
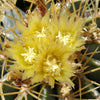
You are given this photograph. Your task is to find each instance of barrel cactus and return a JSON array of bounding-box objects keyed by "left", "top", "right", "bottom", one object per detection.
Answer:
[{"left": 0, "top": 0, "right": 100, "bottom": 100}]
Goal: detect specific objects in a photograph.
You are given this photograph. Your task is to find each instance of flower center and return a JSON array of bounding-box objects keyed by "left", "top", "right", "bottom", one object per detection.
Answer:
[
  {"left": 56, "top": 31, "right": 71, "bottom": 45},
  {"left": 36, "top": 27, "right": 46, "bottom": 39},
  {"left": 43, "top": 55, "right": 62, "bottom": 76},
  {"left": 21, "top": 47, "right": 36, "bottom": 64}
]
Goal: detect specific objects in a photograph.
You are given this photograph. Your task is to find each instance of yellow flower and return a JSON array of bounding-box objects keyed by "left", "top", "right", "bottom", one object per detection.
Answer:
[
  {"left": 16, "top": 11, "right": 49, "bottom": 47},
  {"left": 4, "top": 40, "right": 36, "bottom": 79},
  {"left": 32, "top": 41, "right": 75, "bottom": 88},
  {"left": 48, "top": 11, "right": 85, "bottom": 53},
  {"left": 21, "top": 47, "right": 36, "bottom": 64}
]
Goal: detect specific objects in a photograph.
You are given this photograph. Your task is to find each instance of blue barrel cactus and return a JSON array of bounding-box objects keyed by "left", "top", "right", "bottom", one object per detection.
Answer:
[{"left": 0, "top": 0, "right": 100, "bottom": 100}]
